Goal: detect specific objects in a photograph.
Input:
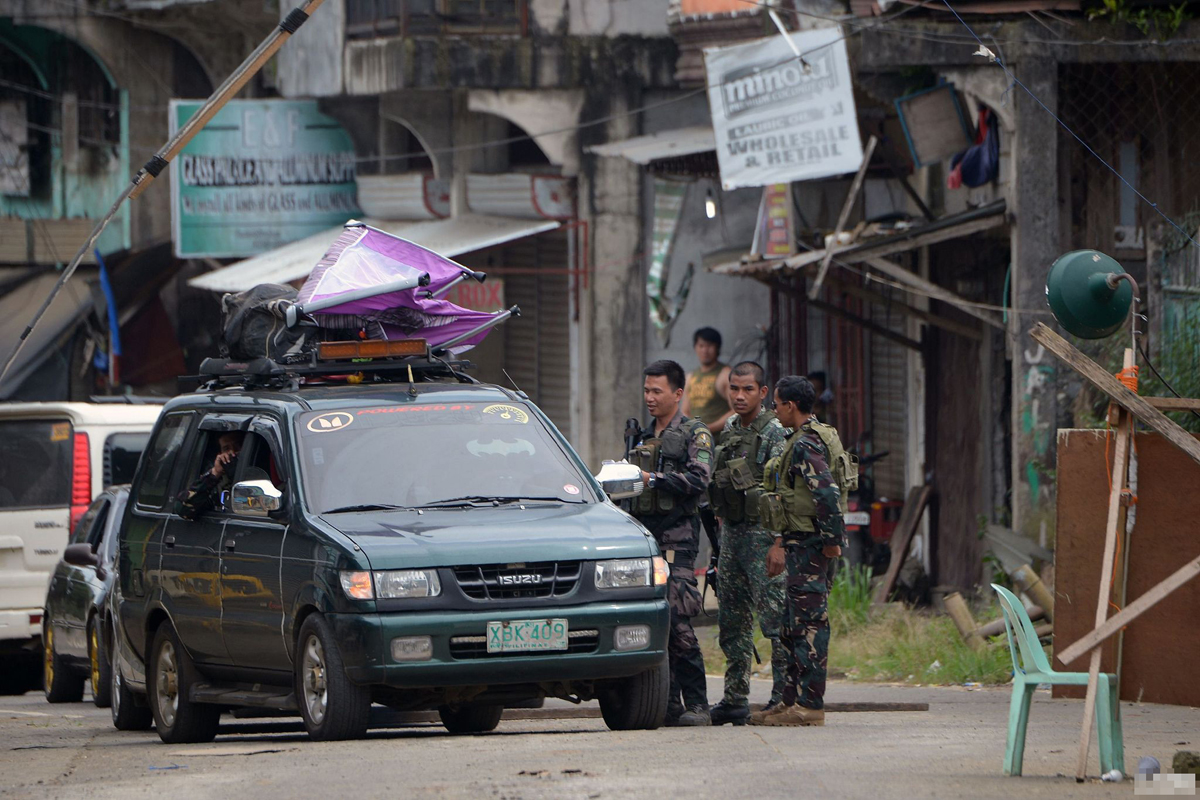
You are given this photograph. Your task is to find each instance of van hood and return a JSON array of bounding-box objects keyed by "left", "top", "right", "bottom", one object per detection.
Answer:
[{"left": 320, "top": 502, "right": 655, "bottom": 570}]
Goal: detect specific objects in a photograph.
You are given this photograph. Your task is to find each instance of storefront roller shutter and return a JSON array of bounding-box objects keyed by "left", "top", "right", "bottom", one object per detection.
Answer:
[
  {"left": 500, "top": 230, "right": 572, "bottom": 439},
  {"left": 868, "top": 304, "right": 908, "bottom": 501}
]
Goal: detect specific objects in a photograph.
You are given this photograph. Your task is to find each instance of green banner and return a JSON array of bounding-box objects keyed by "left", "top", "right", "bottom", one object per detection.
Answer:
[
  {"left": 169, "top": 99, "right": 359, "bottom": 258},
  {"left": 647, "top": 179, "right": 693, "bottom": 344}
]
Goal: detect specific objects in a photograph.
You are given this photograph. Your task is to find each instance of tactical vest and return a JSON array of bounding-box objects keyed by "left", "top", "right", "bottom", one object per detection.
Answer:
[
  {"left": 628, "top": 417, "right": 707, "bottom": 517},
  {"left": 759, "top": 419, "right": 857, "bottom": 533},
  {"left": 708, "top": 410, "right": 778, "bottom": 525}
]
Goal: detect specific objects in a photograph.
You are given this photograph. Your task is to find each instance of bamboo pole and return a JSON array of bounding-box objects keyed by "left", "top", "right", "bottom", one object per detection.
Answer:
[
  {"left": 0, "top": 0, "right": 328, "bottom": 386},
  {"left": 944, "top": 592, "right": 986, "bottom": 652}
]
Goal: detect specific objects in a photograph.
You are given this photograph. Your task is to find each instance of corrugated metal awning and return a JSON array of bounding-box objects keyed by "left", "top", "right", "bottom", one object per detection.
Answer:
[
  {"left": 586, "top": 126, "right": 716, "bottom": 164},
  {"left": 188, "top": 215, "right": 562, "bottom": 293},
  {"left": 0, "top": 271, "right": 96, "bottom": 399}
]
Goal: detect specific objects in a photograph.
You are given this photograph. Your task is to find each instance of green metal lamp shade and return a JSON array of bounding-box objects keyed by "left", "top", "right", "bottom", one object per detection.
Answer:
[{"left": 1045, "top": 250, "right": 1133, "bottom": 339}]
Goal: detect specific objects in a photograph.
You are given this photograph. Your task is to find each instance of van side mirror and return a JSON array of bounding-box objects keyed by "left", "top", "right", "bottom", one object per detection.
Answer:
[
  {"left": 594, "top": 460, "right": 644, "bottom": 501},
  {"left": 63, "top": 543, "right": 99, "bottom": 568},
  {"left": 231, "top": 479, "right": 283, "bottom": 517}
]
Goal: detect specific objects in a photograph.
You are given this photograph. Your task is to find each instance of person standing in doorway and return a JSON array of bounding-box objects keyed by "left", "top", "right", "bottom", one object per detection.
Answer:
[
  {"left": 750, "top": 375, "right": 851, "bottom": 727},
  {"left": 708, "top": 361, "right": 789, "bottom": 725},
  {"left": 683, "top": 327, "right": 733, "bottom": 434},
  {"left": 626, "top": 360, "right": 713, "bottom": 726}
]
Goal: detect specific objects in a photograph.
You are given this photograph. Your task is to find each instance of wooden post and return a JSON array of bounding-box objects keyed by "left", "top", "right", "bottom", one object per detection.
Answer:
[
  {"left": 944, "top": 592, "right": 986, "bottom": 652},
  {"left": 1075, "top": 348, "right": 1133, "bottom": 781},
  {"left": 808, "top": 135, "right": 877, "bottom": 300}
]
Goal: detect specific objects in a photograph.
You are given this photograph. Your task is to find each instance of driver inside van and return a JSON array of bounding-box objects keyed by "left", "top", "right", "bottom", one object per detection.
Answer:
[{"left": 178, "top": 432, "right": 244, "bottom": 520}]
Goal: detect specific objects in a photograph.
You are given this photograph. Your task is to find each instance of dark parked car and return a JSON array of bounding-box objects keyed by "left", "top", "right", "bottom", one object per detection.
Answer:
[
  {"left": 43, "top": 487, "right": 129, "bottom": 707},
  {"left": 101, "top": 355, "right": 668, "bottom": 744}
]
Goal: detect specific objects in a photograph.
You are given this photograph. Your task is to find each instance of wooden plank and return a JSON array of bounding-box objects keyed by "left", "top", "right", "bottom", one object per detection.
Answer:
[
  {"left": 825, "top": 274, "right": 983, "bottom": 341},
  {"left": 1145, "top": 396, "right": 1200, "bottom": 412},
  {"left": 1075, "top": 349, "right": 1132, "bottom": 781},
  {"left": 976, "top": 605, "right": 1045, "bottom": 639},
  {"left": 809, "top": 135, "right": 878, "bottom": 300},
  {"left": 867, "top": 256, "right": 1006, "bottom": 331},
  {"left": 1030, "top": 323, "right": 1200, "bottom": 467},
  {"left": 872, "top": 484, "right": 933, "bottom": 604},
  {"left": 1057, "top": 552, "right": 1200, "bottom": 666}
]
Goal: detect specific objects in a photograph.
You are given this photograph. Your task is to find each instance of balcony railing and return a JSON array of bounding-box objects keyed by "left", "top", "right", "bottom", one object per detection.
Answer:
[{"left": 345, "top": 0, "right": 526, "bottom": 39}]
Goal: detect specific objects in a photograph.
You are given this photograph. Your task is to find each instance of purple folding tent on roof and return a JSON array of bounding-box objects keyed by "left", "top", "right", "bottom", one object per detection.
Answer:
[{"left": 291, "top": 221, "right": 513, "bottom": 354}]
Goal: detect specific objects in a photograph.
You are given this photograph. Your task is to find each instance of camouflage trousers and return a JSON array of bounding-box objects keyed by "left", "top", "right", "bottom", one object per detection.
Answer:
[
  {"left": 716, "top": 523, "right": 787, "bottom": 706},
  {"left": 665, "top": 550, "right": 708, "bottom": 710},
  {"left": 780, "top": 541, "right": 836, "bottom": 710}
]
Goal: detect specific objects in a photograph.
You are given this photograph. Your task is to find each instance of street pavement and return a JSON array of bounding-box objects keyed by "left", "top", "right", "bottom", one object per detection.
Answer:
[{"left": 1, "top": 675, "right": 1196, "bottom": 799}]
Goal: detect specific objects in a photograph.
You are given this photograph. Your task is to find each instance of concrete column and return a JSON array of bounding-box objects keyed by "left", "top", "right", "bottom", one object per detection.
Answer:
[
  {"left": 580, "top": 94, "right": 644, "bottom": 469},
  {"left": 1009, "top": 58, "right": 1060, "bottom": 544}
]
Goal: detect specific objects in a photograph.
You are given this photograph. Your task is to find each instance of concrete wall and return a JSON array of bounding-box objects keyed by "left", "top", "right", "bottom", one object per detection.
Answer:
[{"left": 277, "top": 0, "right": 344, "bottom": 98}]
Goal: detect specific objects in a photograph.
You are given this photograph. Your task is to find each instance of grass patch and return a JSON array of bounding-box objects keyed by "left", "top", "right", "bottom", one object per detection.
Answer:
[{"left": 698, "top": 563, "right": 1017, "bottom": 687}]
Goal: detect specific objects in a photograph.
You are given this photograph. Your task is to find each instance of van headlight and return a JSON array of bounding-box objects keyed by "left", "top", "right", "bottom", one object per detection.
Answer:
[
  {"left": 594, "top": 558, "right": 659, "bottom": 589},
  {"left": 375, "top": 569, "right": 441, "bottom": 599}
]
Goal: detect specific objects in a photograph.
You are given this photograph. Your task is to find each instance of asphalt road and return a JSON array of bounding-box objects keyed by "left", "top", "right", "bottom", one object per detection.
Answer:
[{"left": 1, "top": 676, "right": 1196, "bottom": 799}]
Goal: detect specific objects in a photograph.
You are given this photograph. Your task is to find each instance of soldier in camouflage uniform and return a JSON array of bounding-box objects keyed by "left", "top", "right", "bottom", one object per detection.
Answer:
[
  {"left": 749, "top": 375, "right": 850, "bottom": 727},
  {"left": 708, "top": 361, "right": 789, "bottom": 726},
  {"left": 627, "top": 359, "right": 713, "bottom": 727}
]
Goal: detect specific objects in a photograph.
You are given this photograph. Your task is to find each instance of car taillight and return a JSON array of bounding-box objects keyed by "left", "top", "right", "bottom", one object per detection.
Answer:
[{"left": 70, "top": 432, "right": 90, "bottom": 530}]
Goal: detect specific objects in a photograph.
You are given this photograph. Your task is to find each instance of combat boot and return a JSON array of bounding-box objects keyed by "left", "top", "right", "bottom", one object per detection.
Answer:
[
  {"left": 710, "top": 701, "right": 750, "bottom": 726},
  {"left": 665, "top": 698, "right": 685, "bottom": 726},
  {"left": 670, "top": 704, "right": 712, "bottom": 727},
  {"left": 756, "top": 704, "right": 825, "bottom": 727},
  {"left": 747, "top": 701, "right": 787, "bottom": 725}
]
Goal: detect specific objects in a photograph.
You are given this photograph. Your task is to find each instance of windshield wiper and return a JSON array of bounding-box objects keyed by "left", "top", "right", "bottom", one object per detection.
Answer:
[
  {"left": 323, "top": 503, "right": 410, "bottom": 514},
  {"left": 417, "top": 495, "right": 579, "bottom": 509}
]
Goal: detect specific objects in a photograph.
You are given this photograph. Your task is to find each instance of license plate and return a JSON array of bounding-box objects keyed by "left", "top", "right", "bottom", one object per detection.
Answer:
[
  {"left": 844, "top": 511, "right": 871, "bottom": 526},
  {"left": 486, "top": 619, "right": 568, "bottom": 654}
]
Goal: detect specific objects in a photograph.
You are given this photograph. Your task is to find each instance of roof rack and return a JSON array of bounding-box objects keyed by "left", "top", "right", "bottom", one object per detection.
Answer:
[{"left": 188, "top": 350, "right": 479, "bottom": 393}]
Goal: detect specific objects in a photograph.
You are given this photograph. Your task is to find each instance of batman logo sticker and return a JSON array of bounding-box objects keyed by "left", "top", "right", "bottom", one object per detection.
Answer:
[
  {"left": 482, "top": 404, "right": 529, "bottom": 424},
  {"left": 306, "top": 412, "right": 354, "bottom": 433}
]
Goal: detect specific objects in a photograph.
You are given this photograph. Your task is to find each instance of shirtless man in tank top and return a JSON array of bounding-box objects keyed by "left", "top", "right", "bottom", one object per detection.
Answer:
[{"left": 682, "top": 327, "right": 733, "bottom": 434}]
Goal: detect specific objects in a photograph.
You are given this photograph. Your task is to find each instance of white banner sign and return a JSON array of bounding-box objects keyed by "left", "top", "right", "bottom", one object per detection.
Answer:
[{"left": 704, "top": 27, "right": 863, "bottom": 190}]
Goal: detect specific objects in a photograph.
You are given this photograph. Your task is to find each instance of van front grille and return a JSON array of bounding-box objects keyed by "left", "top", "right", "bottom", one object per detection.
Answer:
[{"left": 452, "top": 561, "right": 582, "bottom": 600}]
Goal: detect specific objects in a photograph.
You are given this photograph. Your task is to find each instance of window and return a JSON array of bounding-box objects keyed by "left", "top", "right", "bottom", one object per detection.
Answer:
[
  {"left": 296, "top": 401, "right": 593, "bottom": 514},
  {"left": 104, "top": 432, "right": 151, "bottom": 487},
  {"left": 68, "top": 500, "right": 104, "bottom": 545},
  {"left": 102, "top": 495, "right": 127, "bottom": 565},
  {"left": 0, "top": 420, "right": 72, "bottom": 510},
  {"left": 346, "top": 0, "right": 523, "bottom": 39},
  {"left": 135, "top": 414, "right": 192, "bottom": 510}
]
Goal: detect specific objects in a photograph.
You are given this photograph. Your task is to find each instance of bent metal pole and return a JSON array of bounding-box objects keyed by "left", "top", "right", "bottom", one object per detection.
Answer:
[{"left": 0, "top": 0, "right": 328, "bottom": 387}]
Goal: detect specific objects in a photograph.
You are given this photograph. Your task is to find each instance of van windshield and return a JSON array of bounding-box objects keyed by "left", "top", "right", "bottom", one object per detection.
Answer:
[
  {"left": 0, "top": 420, "right": 72, "bottom": 510},
  {"left": 295, "top": 401, "right": 595, "bottom": 514}
]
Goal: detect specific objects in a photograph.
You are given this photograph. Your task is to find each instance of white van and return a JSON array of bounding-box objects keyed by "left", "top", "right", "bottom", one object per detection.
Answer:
[{"left": 0, "top": 401, "right": 162, "bottom": 694}]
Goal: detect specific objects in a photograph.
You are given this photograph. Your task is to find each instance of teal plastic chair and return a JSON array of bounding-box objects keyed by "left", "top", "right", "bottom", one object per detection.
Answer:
[{"left": 991, "top": 584, "right": 1124, "bottom": 777}]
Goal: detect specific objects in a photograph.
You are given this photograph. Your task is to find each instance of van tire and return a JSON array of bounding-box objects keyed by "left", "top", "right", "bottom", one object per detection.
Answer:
[
  {"left": 149, "top": 624, "right": 220, "bottom": 743},
  {"left": 598, "top": 657, "right": 669, "bottom": 731},
  {"left": 295, "top": 614, "right": 370, "bottom": 741},
  {"left": 438, "top": 704, "right": 504, "bottom": 734},
  {"left": 43, "top": 626, "right": 84, "bottom": 703},
  {"left": 89, "top": 619, "right": 112, "bottom": 708}
]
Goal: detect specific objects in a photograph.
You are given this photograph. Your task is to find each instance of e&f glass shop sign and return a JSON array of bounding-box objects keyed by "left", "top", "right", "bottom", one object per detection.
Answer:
[
  {"left": 703, "top": 27, "right": 863, "bottom": 190},
  {"left": 169, "top": 99, "right": 359, "bottom": 258}
]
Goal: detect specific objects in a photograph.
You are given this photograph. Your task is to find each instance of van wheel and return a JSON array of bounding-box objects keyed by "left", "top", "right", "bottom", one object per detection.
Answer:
[
  {"left": 438, "top": 704, "right": 504, "bottom": 734},
  {"left": 43, "top": 626, "right": 84, "bottom": 703},
  {"left": 110, "top": 657, "right": 153, "bottom": 731},
  {"left": 598, "top": 657, "right": 669, "bottom": 731},
  {"left": 295, "top": 614, "right": 370, "bottom": 741},
  {"left": 89, "top": 619, "right": 112, "bottom": 708},
  {"left": 149, "top": 624, "right": 219, "bottom": 743}
]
